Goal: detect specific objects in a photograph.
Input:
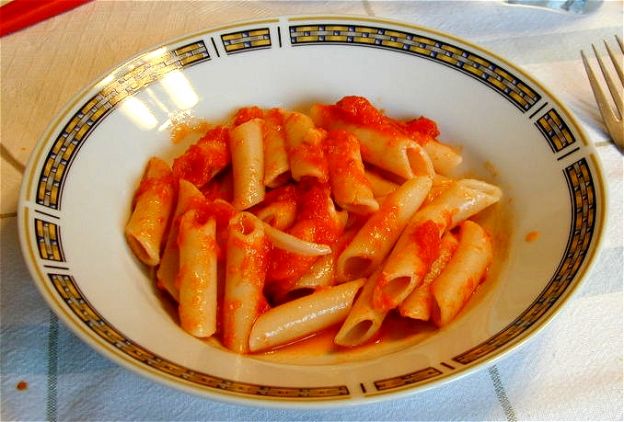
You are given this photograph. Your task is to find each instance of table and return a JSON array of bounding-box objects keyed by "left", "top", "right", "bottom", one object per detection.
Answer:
[{"left": 1, "top": 1, "right": 622, "bottom": 420}]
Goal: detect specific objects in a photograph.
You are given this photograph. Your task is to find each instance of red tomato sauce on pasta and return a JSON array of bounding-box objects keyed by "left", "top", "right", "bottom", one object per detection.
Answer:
[
  {"left": 412, "top": 220, "right": 442, "bottom": 266},
  {"left": 331, "top": 96, "right": 406, "bottom": 141},
  {"left": 126, "top": 96, "right": 505, "bottom": 358},
  {"left": 172, "top": 126, "right": 230, "bottom": 187},
  {"left": 325, "top": 130, "right": 372, "bottom": 189},
  {"left": 133, "top": 174, "right": 174, "bottom": 203},
  {"left": 267, "top": 180, "right": 343, "bottom": 284},
  {"left": 401, "top": 116, "right": 440, "bottom": 141},
  {"left": 233, "top": 106, "right": 264, "bottom": 126}
]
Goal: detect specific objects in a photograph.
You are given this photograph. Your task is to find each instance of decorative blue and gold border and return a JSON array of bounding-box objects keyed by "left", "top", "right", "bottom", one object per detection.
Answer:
[
  {"left": 46, "top": 274, "right": 349, "bottom": 399},
  {"left": 35, "top": 41, "right": 210, "bottom": 210},
  {"left": 535, "top": 108, "right": 576, "bottom": 153},
  {"left": 221, "top": 28, "right": 271, "bottom": 54},
  {"left": 374, "top": 367, "right": 442, "bottom": 391},
  {"left": 19, "top": 17, "right": 604, "bottom": 403},
  {"left": 289, "top": 24, "right": 541, "bottom": 112},
  {"left": 453, "top": 157, "right": 596, "bottom": 365},
  {"left": 34, "top": 218, "right": 65, "bottom": 262}
]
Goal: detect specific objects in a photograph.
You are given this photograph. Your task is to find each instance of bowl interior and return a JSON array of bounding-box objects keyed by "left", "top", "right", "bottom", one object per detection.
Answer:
[{"left": 19, "top": 17, "right": 603, "bottom": 404}]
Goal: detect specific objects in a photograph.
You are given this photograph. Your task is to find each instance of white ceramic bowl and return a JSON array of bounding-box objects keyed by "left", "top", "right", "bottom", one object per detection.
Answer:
[{"left": 18, "top": 16, "right": 605, "bottom": 407}]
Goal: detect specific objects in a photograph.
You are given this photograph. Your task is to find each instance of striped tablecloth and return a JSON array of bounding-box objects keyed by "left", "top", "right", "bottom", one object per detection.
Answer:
[{"left": 1, "top": 1, "right": 622, "bottom": 420}]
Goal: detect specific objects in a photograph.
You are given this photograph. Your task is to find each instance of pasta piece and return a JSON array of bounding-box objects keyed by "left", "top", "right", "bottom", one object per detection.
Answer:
[
  {"left": 156, "top": 179, "right": 204, "bottom": 301},
  {"left": 233, "top": 106, "right": 264, "bottom": 126},
  {"left": 249, "top": 278, "right": 365, "bottom": 352},
  {"left": 201, "top": 171, "right": 233, "bottom": 203},
  {"left": 431, "top": 221, "right": 492, "bottom": 327},
  {"left": 364, "top": 169, "right": 399, "bottom": 198},
  {"left": 423, "top": 141, "right": 462, "bottom": 176},
  {"left": 398, "top": 232, "right": 459, "bottom": 320},
  {"left": 262, "top": 222, "right": 332, "bottom": 256},
  {"left": 373, "top": 220, "right": 442, "bottom": 311},
  {"left": 372, "top": 178, "right": 501, "bottom": 311},
  {"left": 284, "top": 112, "right": 328, "bottom": 182},
  {"left": 420, "top": 179, "right": 502, "bottom": 229},
  {"left": 263, "top": 109, "right": 291, "bottom": 187},
  {"left": 125, "top": 157, "right": 175, "bottom": 266},
  {"left": 223, "top": 212, "right": 269, "bottom": 353},
  {"left": 325, "top": 130, "right": 379, "bottom": 215},
  {"left": 267, "top": 180, "right": 345, "bottom": 284},
  {"left": 400, "top": 116, "right": 462, "bottom": 175},
  {"left": 334, "top": 272, "right": 387, "bottom": 347},
  {"left": 172, "top": 126, "right": 230, "bottom": 188},
  {"left": 230, "top": 118, "right": 265, "bottom": 210},
  {"left": 253, "top": 184, "right": 297, "bottom": 231},
  {"left": 273, "top": 227, "right": 357, "bottom": 303},
  {"left": 310, "top": 98, "right": 434, "bottom": 179},
  {"left": 177, "top": 211, "right": 218, "bottom": 338},
  {"left": 335, "top": 176, "right": 433, "bottom": 282},
  {"left": 270, "top": 254, "right": 335, "bottom": 303},
  {"left": 422, "top": 174, "right": 455, "bottom": 207},
  {"left": 255, "top": 200, "right": 297, "bottom": 231}
]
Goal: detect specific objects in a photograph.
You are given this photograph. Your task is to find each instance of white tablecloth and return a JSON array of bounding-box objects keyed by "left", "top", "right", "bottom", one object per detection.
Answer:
[{"left": 1, "top": 1, "right": 622, "bottom": 420}]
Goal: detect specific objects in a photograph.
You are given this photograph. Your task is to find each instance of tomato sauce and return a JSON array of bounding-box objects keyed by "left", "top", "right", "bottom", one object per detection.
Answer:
[
  {"left": 267, "top": 180, "right": 343, "bottom": 286},
  {"left": 318, "top": 96, "right": 440, "bottom": 147},
  {"left": 412, "top": 220, "right": 442, "bottom": 266},
  {"left": 264, "top": 108, "right": 285, "bottom": 126},
  {"left": 525, "top": 230, "right": 540, "bottom": 242},
  {"left": 400, "top": 116, "right": 439, "bottom": 145},
  {"left": 201, "top": 172, "right": 233, "bottom": 203},
  {"left": 170, "top": 120, "right": 211, "bottom": 144},
  {"left": 233, "top": 106, "right": 264, "bottom": 126},
  {"left": 133, "top": 173, "right": 175, "bottom": 204},
  {"left": 172, "top": 126, "right": 231, "bottom": 188},
  {"left": 333, "top": 96, "right": 406, "bottom": 140},
  {"left": 178, "top": 198, "right": 236, "bottom": 261},
  {"left": 324, "top": 130, "right": 371, "bottom": 189}
]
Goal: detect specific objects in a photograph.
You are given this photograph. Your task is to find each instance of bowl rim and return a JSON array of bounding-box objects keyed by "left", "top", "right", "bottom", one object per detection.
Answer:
[{"left": 17, "top": 13, "right": 607, "bottom": 408}]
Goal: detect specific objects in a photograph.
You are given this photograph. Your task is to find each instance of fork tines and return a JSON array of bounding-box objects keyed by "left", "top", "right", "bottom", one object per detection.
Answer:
[{"left": 582, "top": 35, "right": 624, "bottom": 149}]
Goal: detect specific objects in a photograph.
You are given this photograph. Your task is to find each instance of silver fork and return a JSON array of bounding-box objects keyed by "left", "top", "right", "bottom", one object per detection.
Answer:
[{"left": 581, "top": 35, "right": 624, "bottom": 150}]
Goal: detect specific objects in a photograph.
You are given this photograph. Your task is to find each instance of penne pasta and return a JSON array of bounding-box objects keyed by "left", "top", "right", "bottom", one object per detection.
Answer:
[
  {"left": 270, "top": 254, "right": 335, "bottom": 303},
  {"left": 230, "top": 118, "right": 265, "bottom": 210},
  {"left": 156, "top": 179, "right": 204, "bottom": 301},
  {"left": 125, "top": 157, "right": 175, "bottom": 266},
  {"left": 223, "top": 212, "right": 269, "bottom": 353},
  {"left": 262, "top": 222, "right": 332, "bottom": 256},
  {"left": 335, "top": 176, "right": 433, "bottom": 282},
  {"left": 372, "top": 178, "right": 501, "bottom": 311},
  {"left": 263, "top": 109, "right": 291, "bottom": 187},
  {"left": 431, "top": 221, "right": 492, "bottom": 327},
  {"left": 249, "top": 278, "right": 365, "bottom": 352},
  {"left": 177, "top": 210, "right": 218, "bottom": 338},
  {"left": 398, "top": 232, "right": 459, "bottom": 321},
  {"left": 310, "top": 98, "right": 434, "bottom": 179},
  {"left": 127, "top": 97, "right": 505, "bottom": 357},
  {"left": 255, "top": 200, "right": 297, "bottom": 231},
  {"left": 253, "top": 184, "right": 297, "bottom": 231},
  {"left": 201, "top": 171, "right": 234, "bottom": 203},
  {"left": 267, "top": 180, "right": 345, "bottom": 284},
  {"left": 419, "top": 179, "right": 502, "bottom": 229},
  {"left": 423, "top": 140, "right": 462, "bottom": 176},
  {"left": 364, "top": 169, "right": 399, "bottom": 198},
  {"left": 172, "top": 126, "right": 230, "bottom": 188},
  {"left": 399, "top": 115, "right": 462, "bottom": 176},
  {"left": 325, "top": 130, "right": 379, "bottom": 215},
  {"left": 334, "top": 272, "right": 387, "bottom": 347},
  {"left": 372, "top": 219, "right": 442, "bottom": 311},
  {"left": 422, "top": 174, "right": 455, "bottom": 207},
  {"left": 284, "top": 112, "right": 329, "bottom": 182}
]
